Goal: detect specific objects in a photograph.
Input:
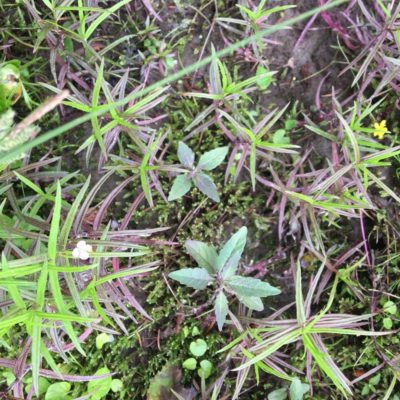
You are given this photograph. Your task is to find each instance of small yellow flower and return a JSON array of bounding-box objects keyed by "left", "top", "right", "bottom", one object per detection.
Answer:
[{"left": 373, "top": 120, "right": 388, "bottom": 140}]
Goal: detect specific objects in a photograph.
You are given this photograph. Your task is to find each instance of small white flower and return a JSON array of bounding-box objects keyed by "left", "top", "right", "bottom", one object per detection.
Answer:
[{"left": 72, "top": 240, "right": 93, "bottom": 260}]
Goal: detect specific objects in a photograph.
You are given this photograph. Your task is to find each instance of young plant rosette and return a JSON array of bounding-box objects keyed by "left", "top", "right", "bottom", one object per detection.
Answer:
[{"left": 168, "top": 227, "right": 280, "bottom": 330}]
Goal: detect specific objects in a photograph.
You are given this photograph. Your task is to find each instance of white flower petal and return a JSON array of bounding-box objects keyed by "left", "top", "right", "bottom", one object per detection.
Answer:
[
  {"left": 80, "top": 250, "right": 90, "bottom": 260},
  {"left": 77, "top": 240, "right": 87, "bottom": 250},
  {"left": 86, "top": 244, "right": 93, "bottom": 253},
  {"left": 72, "top": 248, "right": 80, "bottom": 258}
]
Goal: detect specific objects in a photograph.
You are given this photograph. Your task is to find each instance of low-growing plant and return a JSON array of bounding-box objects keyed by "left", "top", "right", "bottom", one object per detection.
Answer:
[
  {"left": 268, "top": 377, "right": 310, "bottom": 400},
  {"left": 184, "top": 47, "right": 275, "bottom": 133},
  {"left": 182, "top": 337, "right": 214, "bottom": 395},
  {"left": 0, "top": 177, "right": 160, "bottom": 395},
  {"left": 217, "top": 1, "right": 295, "bottom": 55},
  {"left": 223, "top": 256, "right": 393, "bottom": 398},
  {"left": 168, "top": 226, "right": 281, "bottom": 330},
  {"left": 168, "top": 141, "right": 229, "bottom": 202}
]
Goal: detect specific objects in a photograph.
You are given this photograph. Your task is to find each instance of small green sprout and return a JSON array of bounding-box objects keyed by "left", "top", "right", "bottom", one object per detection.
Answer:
[
  {"left": 168, "top": 141, "right": 229, "bottom": 202},
  {"left": 182, "top": 338, "right": 213, "bottom": 381},
  {"left": 268, "top": 377, "right": 310, "bottom": 400},
  {"left": 382, "top": 300, "right": 397, "bottom": 329}
]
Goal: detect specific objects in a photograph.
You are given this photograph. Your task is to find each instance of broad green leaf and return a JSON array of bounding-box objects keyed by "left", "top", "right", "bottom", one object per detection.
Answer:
[
  {"left": 268, "top": 388, "right": 288, "bottom": 400},
  {"left": 227, "top": 276, "right": 280, "bottom": 297},
  {"left": 256, "top": 65, "right": 273, "bottom": 90},
  {"left": 110, "top": 379, "right": 123, "bottom": 393},
  {"left": 383, "top": 300, "right": 397, "bottom": 315},
  {"left": 169, "top": 268, "right": 213, "bottom": 289},
  {"left": 25, "top": 377, "right": 50, "bottom": 396},
  {"left": 3, "top": 371, "right": 15, "bottom": 386},
  {"left": 383, "top": 317, "right": 393, "bottom": 329},
  {"left": 216, "top": 226, "right": 247, "bottom": 271},
  {"left": 198, "top": 360, "right": 213, "bottom": 379},
  {"left": 215, "top": 291, "right": 229, "bottom": 330},
  {"left": 290, "top": 377, "right": 310, "bottom": 400},
  {"left": 273, "top": 129, "right": 290, "bottom": 145},
  {"left": 369, "top": 373, "right": 381, "bottom": 386},
  {"left": 87, "top": 367, "right": 112, "bottom": 400},
  {"left": 238, "top": 295, "right": 264, "bottom": 311},
  {"left": 96, "top": 332, "right": 113, "bottom": 349},
  {"left": 185, "top": 240, "right": 218, "bottom": 273},
  {"left": 45, "top": 382, "right": 71, "bottom": 400},
  {"left": 182, "top": 358, "right": 197, "bottom": 370},
  {"left": 177, "top": 141, "right": 195, "bottom": 167},
  {"left": 193, "top": 172, "right": 220, "bottom": 202},
  {"left": 221, "top": 252, "right": 241, "bottom": 280},
  {"left": 285, "top": 119, "right": 297, "bottom": 130},
  {"left": 189, "top": 339, "right": 208, "bottom": 357},
  {"left": 168, "top": 174, "right": 192, "bottom": 201},
  {"left": 198, "top": 146, "right": 229, "bottom": 170}
]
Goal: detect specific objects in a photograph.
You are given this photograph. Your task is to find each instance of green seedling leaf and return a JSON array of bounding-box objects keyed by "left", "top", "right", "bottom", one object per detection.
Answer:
[
  {"left": 217, "top": 227, "right": 247, "bottom": 271},
  {"left": 2, "top": 371, "right": 15, "bottom": 386},
  {"left": 285, "top": 119, "right": 297, "bottom": 130},
  {"left": 227, "top": 276, "right": 281, "bottom": 297},
  {"left": 193, "top": 172, "right": 220, "bottom": 202},
  {"left": 198, "top": 146, "right": 229, "bottom": 170},
  {"left": 110, "top": 379, "right": 123, "bottom": 393},
  {"left": 182, "top": 358, "right": 197, "bottom": 370},
  {"left": 215, "top": 291, "right": 229, "bottom": 330},
  {"left": 198, "top": 360, "right": 213, "bottom": 379},
  {"left": 87, "top": 367, "right": 112, "bottom": 400},
  {"left": 268, "top": 388, "right": 288, "bottom": 400},
  {"left": 369, "top": 373, "right": 381, "bottom": 386},
  {"left": 273, "top": 129, "right": 290, "bottom": 145},
  {"left": 256, "top": 65, "right": 273, "bottom": 90},
  {"left": 383, "top": 317, "right": 393, "bottom": 329},
  {"left": 169, "top": 268, "right": 213, "bottom": 289},
  {"left": 190, "top": 339, "right": 208, "bottom": 357},
  {"left": 192, "top": 326, "right": 200, "bottom": 336},
  {"left": 185, "top": 240, "right": 218, "bottom": 273},
  {"left": 290, "top": 378, "right": 310, "bottom": 400},
  {"left": 361, "top": 385, "right": 370, "bottom": 396},
  {"left": 45, "top": 382, "right": 71, "bottom": 400},
  {"left": 168, "top": 174, "right": 192, "bottom": 201},
  {"left": 383, "top": 300, "right": 397, "bottom": 315},
  {"left": 178, "top": 141, "right": 195, "bottom": 167},
  {"left": 238, "top": 295, "right": 264, "bottom": 311},
  {"left": 25, "top": 377, "right": 50, "bottom": 396},
  {"left": 96, "top": 332, "right": 114, "bottom": 349}
]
